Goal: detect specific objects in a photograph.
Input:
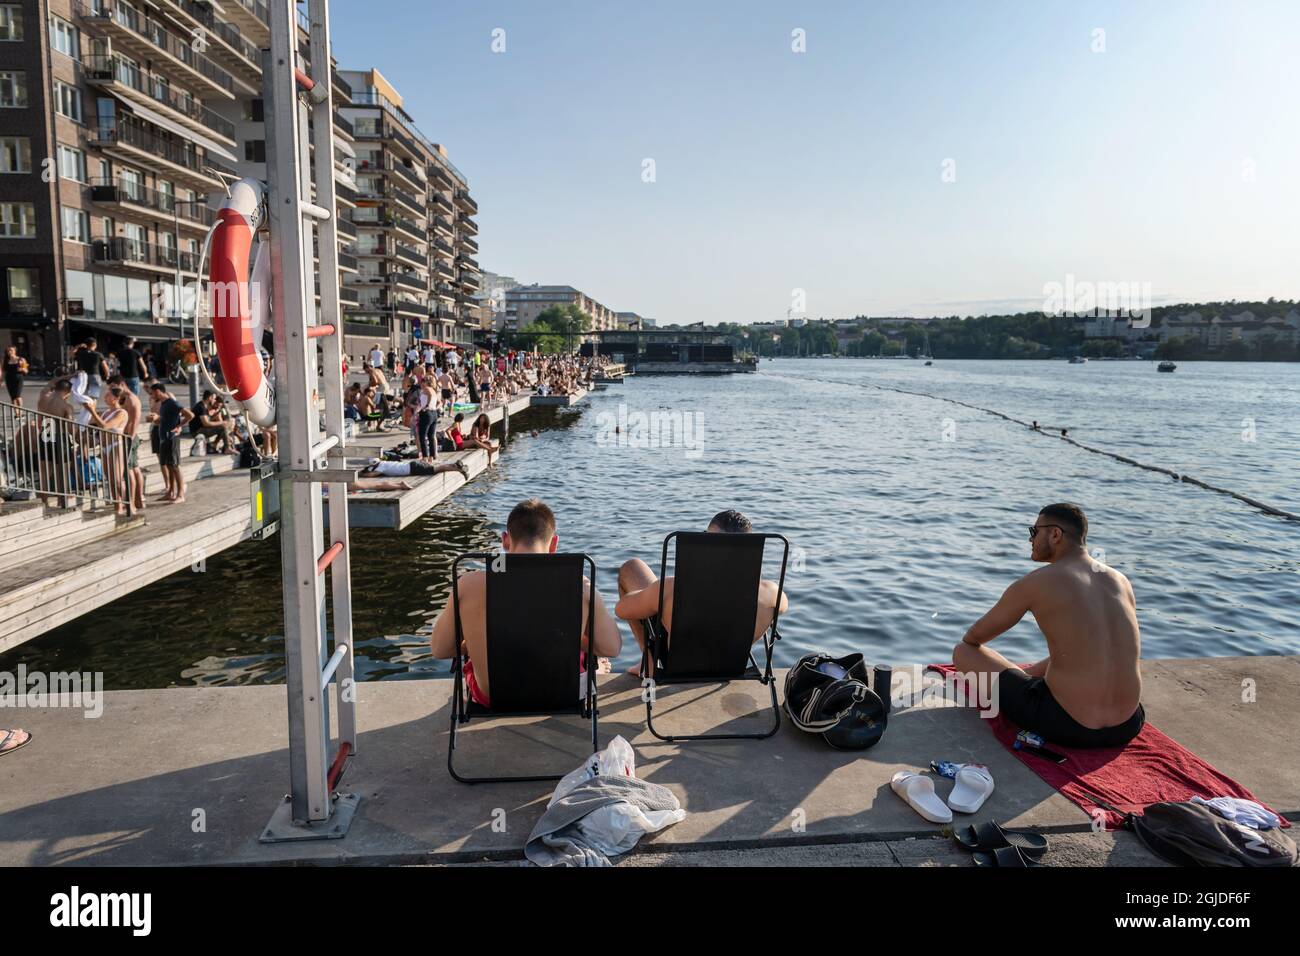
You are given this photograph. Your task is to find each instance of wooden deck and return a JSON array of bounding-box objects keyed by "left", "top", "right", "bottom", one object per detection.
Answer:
[{"left": 0, "top": 387, "right": 589, "bottom": 652}]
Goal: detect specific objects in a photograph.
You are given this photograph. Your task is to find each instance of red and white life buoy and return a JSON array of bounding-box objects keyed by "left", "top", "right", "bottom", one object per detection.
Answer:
[{"left": 206, "top": 177, "right": 275, "bottom": 427}]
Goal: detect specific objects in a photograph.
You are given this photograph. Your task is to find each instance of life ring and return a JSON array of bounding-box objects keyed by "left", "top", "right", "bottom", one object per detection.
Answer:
[{"left": 206, "top": 177, "right": 275, "bottom": 427}]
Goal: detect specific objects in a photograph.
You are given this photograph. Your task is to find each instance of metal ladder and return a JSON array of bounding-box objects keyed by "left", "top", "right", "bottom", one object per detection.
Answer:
[{"left": 259, "top": 0, "right": 360, "bottom": 842}]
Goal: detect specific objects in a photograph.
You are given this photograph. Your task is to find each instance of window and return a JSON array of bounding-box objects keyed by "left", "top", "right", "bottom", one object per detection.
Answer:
[
  {"left": 242, "top": 98, "right": 264, "bottom": 122},
  {"left": 1, "top": 202, "right": 36, "bottom": 237},
  {"left": 49, "top": 14, "right": 78, "bottom": 59},
  {"left": 7, "top": 269, "right": 40, "bottom": 315},
  {"left": 65, "top": 269, "right": 95, "bottom": 318},
  {"left": 157, "top": 179, "right": 174, "bottom": 212},
  {"left": 0, "top": 136, "right": 30, "bottom": 173},
  {"left": 123, "top": 222, "right": 147, "bottom": 260},
  {"left": 244, "top": 139, "right": 265, "bottom": 163},
  {"left": 119, "top": 167, "right": 143, "bottom": 201},
  {"left": 0, "top": 5, "right": 22, "bottom": 41},
  {"left": 103, "top": 275, "right": 128, "bottom": 320},
  {"left": 57, "top": 144, "right": 86, "bottom": 182},
  {"left": 0, "top": 70, "right": 26, "bottom": 108},
  {"left": 54, "top": 81, "right": 81, "bottom": 121},
  {"left": 61, "top": 207, "right": 89, "bottom": 243}
]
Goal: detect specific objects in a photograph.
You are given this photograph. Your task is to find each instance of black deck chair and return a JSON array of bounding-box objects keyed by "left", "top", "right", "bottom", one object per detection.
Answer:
[
  {"left": 447, "top": 551, "right": 599, "bottom": 784},
  {"left": 642, "top": 531, "right": 789, "bottom": 742}
]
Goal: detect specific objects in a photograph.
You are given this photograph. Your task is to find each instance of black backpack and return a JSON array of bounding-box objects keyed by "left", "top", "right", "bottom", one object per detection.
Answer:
[{"left": 1125, "top": 801, "right": 1297, "bottom": 868}]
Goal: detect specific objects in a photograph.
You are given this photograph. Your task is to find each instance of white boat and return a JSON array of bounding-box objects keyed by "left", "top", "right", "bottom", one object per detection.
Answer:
[{"left": 1069, "top": 356, "right": 1089, "bottom": 364}]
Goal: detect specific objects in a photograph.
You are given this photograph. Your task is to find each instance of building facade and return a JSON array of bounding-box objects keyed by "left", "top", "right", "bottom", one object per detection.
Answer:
[
  {"left": 337, "top": 68, "right": 480, "bottom": 356},
  {"left": 0, "top": 4, "right": 480, "bottom": 372},
  {"left": 503, "top": 283, "right": 622, "bottom": 332}
]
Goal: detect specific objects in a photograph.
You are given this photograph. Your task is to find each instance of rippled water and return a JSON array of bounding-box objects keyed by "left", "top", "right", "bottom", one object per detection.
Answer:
[{"left": 6, "top": 359, "right": 1298, "bottom": 689}]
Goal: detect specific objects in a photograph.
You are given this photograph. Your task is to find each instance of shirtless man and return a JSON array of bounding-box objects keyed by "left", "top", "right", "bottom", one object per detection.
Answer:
[
  {"left": 428, "top": 498, "right": 622, "bottom": 707},
  {"left": 615, "top": 509, "right": 789, "bottom": 677},
  {"left": 953, "top": 503, "right": 1144, "bottom": 748},
  {"left": 106, "top": 374, "right": 145, "bottom": 513}
]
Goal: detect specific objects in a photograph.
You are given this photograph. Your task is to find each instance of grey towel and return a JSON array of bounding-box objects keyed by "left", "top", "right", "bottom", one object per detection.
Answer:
[{"left": 524, "top": 775, "right": 682, "bottom": 867}]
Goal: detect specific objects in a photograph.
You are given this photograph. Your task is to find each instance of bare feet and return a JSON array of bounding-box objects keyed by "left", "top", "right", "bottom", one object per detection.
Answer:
[{"left": 169, "top": 496, "right": 186, "bottom": 504}]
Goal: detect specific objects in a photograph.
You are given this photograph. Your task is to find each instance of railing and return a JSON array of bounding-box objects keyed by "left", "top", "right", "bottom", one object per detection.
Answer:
[
  {"left": 176, "top": 1, "right": 262, "bottom": 70},
  {"left": 390, "top": 217, "right": 424, "bottom": 242},
  {"left": 91, "top": 116, "right": 235, "bottom": 178},
  {"left": 333, "top": 113, "right": 354, "bottom": 138},
  {"left": 76, "top": 0, "right": 234, "bottom": 94},
  {"left": 432, "top": 237, "right": 454, "bottom": 256},
  {"left": 394, "top": 242, "right": 424, "bottom": 267},
  {"left": 388, "top": 271, "right": 425, "bottom": 291},
  {"left": 90, "top": 178, "right": 216, "bottom": 225},
  {"left": 94, "top": 236, "right": 197, "bottom": 271},
  {"left": 336, "top": 251, "right": 358, "bottom": 271},
  {"left": 429, "top": 192, "right": 453, "bottom": 213},
  {"left": 1, "top": 399, "right": 132, "bottom": 511},
  {"left": 386, "top": 184, "right": 422, "bottom": 214},
  {"left": 431, "top": 215, "right": 454, "bottom": 235},
  {"left": 336, "top": 217, "right": 357, "bottom": 240},
  {"left": 335, "top": 181, "right": 358, "bottom": 204},
  {"left": 81, "top": 54, "right": 236, "bottom": 140}
]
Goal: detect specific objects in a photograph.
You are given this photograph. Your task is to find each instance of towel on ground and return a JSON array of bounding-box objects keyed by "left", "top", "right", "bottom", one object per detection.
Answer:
[
  {"left": 524, "top": 774, "right": 685, "bottom": 867},
  {"left": 925, "top": 663, "right": 1289, "bottom": 830}
]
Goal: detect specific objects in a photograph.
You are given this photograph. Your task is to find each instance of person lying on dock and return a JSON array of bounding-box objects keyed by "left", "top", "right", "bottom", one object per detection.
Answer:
[
  {"left": 615, "top": 509, "right": 790, "bottom": 678},
  {"left": 352, "top": 456, "right": 469, "bottom": 491},
  {"left": 428, "top": 498, "right": 622, "bottom": 707},
  {"left": 952, "top": 502, "right": 1145, "bottom": 749}
]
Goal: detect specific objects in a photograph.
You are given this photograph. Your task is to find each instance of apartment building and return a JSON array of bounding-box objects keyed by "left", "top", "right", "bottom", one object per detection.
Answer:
[
  {"left": 0, "top": 2, "right": 431, "bottom": 372},
  {"left": 503, "top": 284, "right": 622, "bottom": 333},
  {"left": 337, "top": 67, "right": 480, "bottom": 357},
  {"left": 1, "top": 0, "right": 251, "bottom": 367}
]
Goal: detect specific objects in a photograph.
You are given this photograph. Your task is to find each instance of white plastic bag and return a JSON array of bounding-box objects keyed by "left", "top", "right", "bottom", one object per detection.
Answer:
[
  {"left": 574, "top": 802, "right": 686, "bottom": 858},
  {"left": 547, "top": 735, "right": 637, "bottom": 809}
]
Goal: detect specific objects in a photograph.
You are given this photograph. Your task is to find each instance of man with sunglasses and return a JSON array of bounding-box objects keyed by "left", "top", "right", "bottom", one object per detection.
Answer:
[{"left": 952, "top": 503, "right": 1144, "bottom": 748}]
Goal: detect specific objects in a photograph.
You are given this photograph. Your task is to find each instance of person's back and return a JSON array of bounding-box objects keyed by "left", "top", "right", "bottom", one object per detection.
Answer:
[
  {"left": 429, "top": 498, "right": 621, "bottom": 705},
  {"left": 1026, "top": 553, "right": 1141, "bottom": 728}
]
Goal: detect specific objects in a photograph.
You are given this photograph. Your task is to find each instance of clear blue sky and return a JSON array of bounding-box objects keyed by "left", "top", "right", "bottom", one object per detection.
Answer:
[{"left": 330, "top": 0, "right": 1300, "bottom": 322}]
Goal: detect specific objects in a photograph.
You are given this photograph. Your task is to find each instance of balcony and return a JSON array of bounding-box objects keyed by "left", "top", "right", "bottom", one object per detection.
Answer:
[
  {"left": 89, "top": 179, "right": 215, "bottom": 230},
  {"left": 461, "top": 236, "right": 478, "bottom": 254},
  {"left": 432, "top": 259, "right": 455, "bottom": 281},
  {"left": 389, "top": 216, "right": 424, "bottom": 243},
  {"left": 90, "top": 117, "right": 233, "bottom": 188},
  {"left": 386, "top": 185, "right": 423, "bottom": 217},
  {"left": 454, "top": 191, "right": 477, "bottom": 214},
  {"left": 75, "top": 1, "right": 235, "bottom": 99},
  {"left": 394, "top": 242, "right": 424, "bottom": 268},
  {"left": 386, "top": 124, "right": 422, "bottom": 161},
  {"left": 81, "top": 54, "right": 236, "bottom": 145},
  {"left": 430, "top": 215, "right": 454, "bottom": 237},
  {"left": 93, "top": 236, "right": 197, "bottom": 274},
  {"left": 344, "top": 319, "right": 391, "bottom": 336},
  {"left": 336, "top": 217, "right": 357, "bottom": 241},
  {"left": 335, "top": 181, "right": 358, "bottom": 207},
  {"left": 221, "top": 0, "right": 271, "bottom": 47},
  {"left": 428, "top": 164, "right": 452, "bottom": 189},
  {"left": 432, "top": 237, "right": 454, "bottom": 257},
  {"left": 333, "top": 113, "right": 355, "bottom": 139},
  {"left": 460, "top": 271, "right": 481, "bottom": 292},
  {"left": 429, "top": 192, "right": 453, "bottom": 214},
  {"left": 388, "top": 271, "right": 426, "bottom": 292},
  {"left": 332, "top": 70, "right": 353, "bottom": 103},
  {"left": 171, "top": 1, "right": 262, "bottom": 84},
  {"left": 339, "top": 286, "right": 359, "bottom": 306},
  {"left": 337, "top": 251, "right": 358, "bottom": 272},
  {"left": 386, "top": 158, "right": 425, "bottom": 192},
  {"left": 458, "top": 214, "right": 478, "bottom": 237}
]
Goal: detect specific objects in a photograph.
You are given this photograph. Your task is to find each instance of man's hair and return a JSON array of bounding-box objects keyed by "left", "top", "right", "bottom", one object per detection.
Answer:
[
  {"left": 124, "top": 337, "right": 135, "bottom": 347},
  {"left": 84, "top": 337, "right": 96, "bottom": 347},
  {"left": 148, "top": 382, "right": 167, "bottom": 394},
  {"left": 106, "top": 374, "right": 124, "bottom": 386},
  {"left": 53, "top": 379, "right": 72, "bottom": 393},
  {"left": 709, "top": 509, "right": 753, "bottom": 534},
  {"left": 1039, "top": 503, "right": 1087, "bottom": 544},
  {"left": 506, "top": 498, "right": 556, "bottom": 545}
]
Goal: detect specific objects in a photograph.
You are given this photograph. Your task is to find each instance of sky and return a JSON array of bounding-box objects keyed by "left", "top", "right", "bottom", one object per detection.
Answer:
[{"left": 329, "top": 0, "right": 1300, "bottom": 323}]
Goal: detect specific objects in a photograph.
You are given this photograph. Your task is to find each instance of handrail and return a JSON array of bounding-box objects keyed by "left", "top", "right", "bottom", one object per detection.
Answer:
[{"left": 0, "top": 398, "right": 133, "bottom": 510}]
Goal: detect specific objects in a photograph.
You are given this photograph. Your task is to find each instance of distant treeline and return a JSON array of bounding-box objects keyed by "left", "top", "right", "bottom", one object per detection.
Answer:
[{"left": 698, "top": 301, "right": 1300, "bottom": 361}]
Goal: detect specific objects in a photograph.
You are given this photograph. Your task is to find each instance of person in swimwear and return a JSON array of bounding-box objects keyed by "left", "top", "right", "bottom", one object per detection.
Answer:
[
  {"left": 428, "top": 498, "right": 621, "bottom": 707},
  {"left": 615, "top": 508, "right": 789, "bottom": 678},
  {"left": 952, "top": 502, "right": 1145, "bottom": 749}
]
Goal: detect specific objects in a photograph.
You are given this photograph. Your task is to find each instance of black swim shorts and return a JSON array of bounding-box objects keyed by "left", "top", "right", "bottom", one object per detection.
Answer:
[{"left": 996, "top": 667, "right": 1144, "bottom": 749}]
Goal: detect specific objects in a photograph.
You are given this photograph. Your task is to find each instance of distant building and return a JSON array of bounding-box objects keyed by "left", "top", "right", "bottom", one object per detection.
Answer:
[{"left": 504, "top": 283, "right": 620, "bottom": 331}]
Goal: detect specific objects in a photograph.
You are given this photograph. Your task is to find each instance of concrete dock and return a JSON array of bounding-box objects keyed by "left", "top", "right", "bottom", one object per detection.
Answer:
[{"left": 0, "top": 655, "right": 1293, "bottom": 866}]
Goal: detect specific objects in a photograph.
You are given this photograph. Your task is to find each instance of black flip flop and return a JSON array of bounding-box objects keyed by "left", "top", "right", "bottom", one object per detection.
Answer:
[
  {"left": 0, "top": 728, "right": 33, "bottom": 757},
  {"left": 972, "top": 844, "right": 1042, "bottom": 868},
  {"left": 954, "top": 820, "right": 1049, "bottom": 857}
]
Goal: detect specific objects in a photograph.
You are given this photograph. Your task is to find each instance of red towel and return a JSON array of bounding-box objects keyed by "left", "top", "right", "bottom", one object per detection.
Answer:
[{"left": 926, "top": 664, "right": 1289, "bottom": 830}]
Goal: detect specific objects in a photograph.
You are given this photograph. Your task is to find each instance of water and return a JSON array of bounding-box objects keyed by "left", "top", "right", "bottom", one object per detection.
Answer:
[{"left": 6, "top": 359, "right": 1298, "bottom": 688}]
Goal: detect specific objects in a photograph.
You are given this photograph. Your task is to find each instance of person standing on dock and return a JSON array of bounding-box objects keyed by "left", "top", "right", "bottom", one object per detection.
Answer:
[{"left": 147, "top": 383, "right": 193, "bottom": 504}]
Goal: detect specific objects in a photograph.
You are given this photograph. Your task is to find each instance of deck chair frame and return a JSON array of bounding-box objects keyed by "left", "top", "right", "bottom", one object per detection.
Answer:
[
  {"left": 447, "top": 551, "right": 599, "bottom": 784},
  {"left": 642, "top": 531, "right": 789, "bottom": 742}
]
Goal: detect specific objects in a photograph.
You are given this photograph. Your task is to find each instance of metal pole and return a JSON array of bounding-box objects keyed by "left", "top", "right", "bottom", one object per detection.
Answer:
[{"left": 265, "top": 0, "right": 329, "bottom": 826}]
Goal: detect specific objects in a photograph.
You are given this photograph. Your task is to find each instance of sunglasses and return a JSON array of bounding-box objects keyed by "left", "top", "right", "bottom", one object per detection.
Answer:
[{"left": 1028, "top": 524, "right": 1065, "bottom": 540}]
